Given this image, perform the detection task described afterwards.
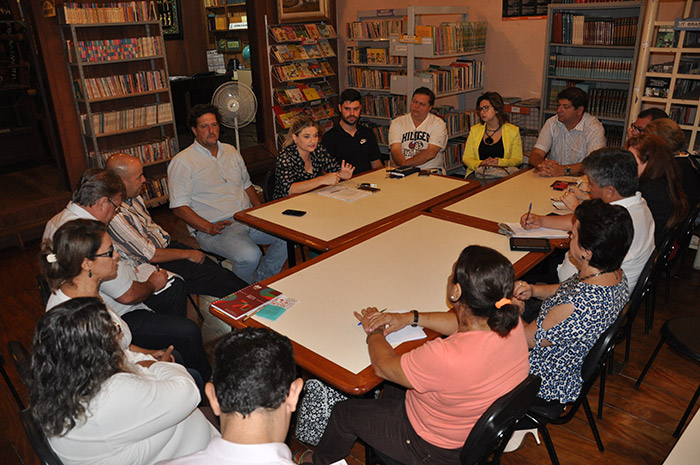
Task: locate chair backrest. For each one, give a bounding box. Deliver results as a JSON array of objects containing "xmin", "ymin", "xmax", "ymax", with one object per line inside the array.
[
  {"xmin": 460, "ymin": 374, "xmax": 542, "ymax": 465},
  {"xmin": 36, "ymin": 274, "xmax": 51, "ymax": 306},
  {"xmin": 8, "ymin": 340, "xmax": 32, "ymax": 390},
  {"xmin": 667, "ymin": 200, "xmax": 700, "ymax": 266},
  {"xmin": 263, "ymin": 169, "xmax": 276, "ymax": 203},
  {"xmin": 0, "ymin": 354, "xmax": 25, "ymax": 409},
  {"xmin": 581, "ymin": 314, "xmax": 625, "ymax": 385},
  {"xmin": 19, "ymin": 408, "xmax": 64, "ymax": 465}
]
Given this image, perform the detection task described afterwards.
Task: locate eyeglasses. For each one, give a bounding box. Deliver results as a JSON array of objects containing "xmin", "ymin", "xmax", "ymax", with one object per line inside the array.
[
  {"xmin": 92, "ymin": 245, "xmax": 115, "ymax": 259},
  {"xmin": 479, "ymin": 105, "xmax": 492, "ymax": 112},
  {"xmin": 630, "ymin": 123, "xmax": 644, "ymax": 133},
  {"xmin": 107, "ymin": 198, "xmax": 121, "ymax": 213}
]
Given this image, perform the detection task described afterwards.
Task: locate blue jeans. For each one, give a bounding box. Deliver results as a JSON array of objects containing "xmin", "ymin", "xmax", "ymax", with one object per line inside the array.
[{"xmin": 195, "ymin": 219, "xmax": 287, "ymax": 283}]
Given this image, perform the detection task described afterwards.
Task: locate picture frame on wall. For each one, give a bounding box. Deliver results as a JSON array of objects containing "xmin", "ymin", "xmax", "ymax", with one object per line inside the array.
[
  {"xmin": 278, "ymin": 0, "xmax": 330, "ymax": 23},
  {"xmin": 157, "ymin": 0, "xmax": 183, "ymax": 40}
]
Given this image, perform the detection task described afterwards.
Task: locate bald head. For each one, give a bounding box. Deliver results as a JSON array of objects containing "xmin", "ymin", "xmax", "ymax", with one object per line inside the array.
[{"xmin": 106, "ymin": 154, "xmax": 145, "ymax": 200}]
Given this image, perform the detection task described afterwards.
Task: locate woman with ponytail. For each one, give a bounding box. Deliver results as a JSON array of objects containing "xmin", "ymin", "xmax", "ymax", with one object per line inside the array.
[{"xmin": 307, "ymin": 246, "xmax": 529, "ymax": 465}]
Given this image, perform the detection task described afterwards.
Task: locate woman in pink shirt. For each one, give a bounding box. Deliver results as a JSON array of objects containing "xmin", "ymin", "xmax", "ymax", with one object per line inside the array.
[{"xmin": 308, "ymin": 246, "xmax": 530, "ymax": 465}]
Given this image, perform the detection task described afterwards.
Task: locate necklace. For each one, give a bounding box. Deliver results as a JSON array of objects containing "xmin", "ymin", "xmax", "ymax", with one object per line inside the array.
[
  {"xmin": 578, "ymin": 270, "xmax": 611, "ymax": 281},
  {"xmin": 484, "ymin": 125, "xmax": 501, "ymax": 145}
]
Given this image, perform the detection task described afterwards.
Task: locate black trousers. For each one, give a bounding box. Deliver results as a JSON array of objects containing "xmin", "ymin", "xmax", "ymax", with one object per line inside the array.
[
  {"xmin": 159, "ymin": 241, "xmax": 248, "ymax": 297},
  {"xmin": 143, "ymin": 274, "xmax": 188, "ymax": 317},
  {"xmin": 313, "ymin": 396, "xmax": 460, "ymax": 465},
  {"xmin": 122, "ymin": 309, "xmax": 212, "ymax": 381}
]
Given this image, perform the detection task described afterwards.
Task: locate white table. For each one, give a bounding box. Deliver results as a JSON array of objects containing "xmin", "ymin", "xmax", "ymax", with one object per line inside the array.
[{"xmin": 664, "ymin": 410, "xmax": 700, "ymax": 464}]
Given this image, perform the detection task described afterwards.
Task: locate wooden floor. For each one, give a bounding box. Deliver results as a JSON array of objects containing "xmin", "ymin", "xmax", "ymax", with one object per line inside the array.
[{"xmin": 1, "ymin": 223, "xmax": 699, "ymax": 465}]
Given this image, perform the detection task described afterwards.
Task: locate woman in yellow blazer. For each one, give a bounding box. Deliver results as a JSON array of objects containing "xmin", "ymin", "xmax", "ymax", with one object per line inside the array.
[{"xmin": 462, "ymin": 92, "xmax": 523, "ymax": 177}]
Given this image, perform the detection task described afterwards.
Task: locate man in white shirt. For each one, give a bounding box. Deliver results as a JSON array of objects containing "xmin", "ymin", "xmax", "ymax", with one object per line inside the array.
[
  {"xmin": 168, "ymin": 104, "xmax": 287, "ymax": 284},
  {"xmin": 162, "ymin": 328, "xmax": 302, "ymax": 465},
  {"xmin": 389, "ymin": 87, "xmax": 448, "ymax": 172},
  {"xmin": 521, "ymin": 147, "xmax": 654, "ymax": 292},
  {"xmin": 530, "ymin": 87, "xmax": 606, "ymax": 177}
]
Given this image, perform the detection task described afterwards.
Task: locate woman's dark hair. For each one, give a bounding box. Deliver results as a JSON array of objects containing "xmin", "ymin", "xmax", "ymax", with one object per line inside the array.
[
  {"xmin": 452, "ymin": 245, "xmax": 519, "ymax": 337},
  {"xmin": 574, "ymin": 199, "xmax": 633, "ymax": 273},
  {"xmin": 644, "ymin": 118, "xmax": 686, "ymax": 153},
  {"xmin": 626, "ymin": 133, "xmax": 688, "ymax": 231},
  {"xmin": 477, "ymin": 92, "xmax": 508, "ymax": 125},
  {"xmin": 29, "ymin": 297, "xmax": 124, "ymax": 437},
  {"xmin": 40, "ymin": 219, "xmax": 107, "ymax": 291}
]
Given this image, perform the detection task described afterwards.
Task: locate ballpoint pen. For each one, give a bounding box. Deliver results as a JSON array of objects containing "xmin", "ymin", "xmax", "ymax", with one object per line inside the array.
[
  {"xmin": 525, "ymin": 202, "xmax": 532, "ymax": 225},
  {"xmin": 357, "ymin": 308, "xmax": 387, "ymax": 325}
]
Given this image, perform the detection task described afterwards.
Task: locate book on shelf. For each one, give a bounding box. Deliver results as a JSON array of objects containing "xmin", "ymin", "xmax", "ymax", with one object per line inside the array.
[
  {"xmin": 655, "ymin": 26, "xmax": 678, "ymax": 48},
  {"xmin": 91, "ymin": 137, "xmax": 177, "ymax": 167},
  {"xmin": 347, "ymin": 67, "xmax": 405, "ymax": 89},
  {"xmin": 548, "ymin": 55, "xmax": 633, "ymax": 80},
  {"xmin": 62, "ymin": 1, "xmax": 157, "ymax": 24},
  {"xmin": 273, "ymin": 103, "xmax": 336, "ymax": 129},
  {"xmin": 346, "ymin": 18, "xmax": 406, "ymax": 40},
  {"xmin": 272, "ymin": 60, "xmax": 334, "ymax": 81},
  {"xmin": 426, "ymin": 21, "xmax": 487, "ymax": 55},
  {"xmin": 142, "ymin": 177, "xmax": 170, "ymax": 202},
  {"xmin": 270, "ymin": 23, "xmax": 336, "ymax": 42},
  {"xmin": 361, "ymin": 94, "xmax": 407, "ymax": 119},
  {"xmin": 644, "ymin": 77, "xmax": 670, "ymax": 98},
  {"xmin": 65, "ymin": 36, "xmax": 163, "ymax": 63},
  {"xmin": 552, "ymin": 13, "xmax": 637, "ymax": 46}
]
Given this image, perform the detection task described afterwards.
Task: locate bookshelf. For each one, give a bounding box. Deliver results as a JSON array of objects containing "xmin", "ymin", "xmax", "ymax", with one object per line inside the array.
[
  {"xmin": 204, "ymin": 0, "xmax": 248, "ymax": 66},
  {"xmin": 540, "ymin": 1, "xmax": 645, "ymax": 148},
  {"xmin": 267, "ymin": 17, "xmax": 339, "ymax": 150},
  {"xmin": 631, "ymin": 0, "xmax": 700, "ymax": 152},
  {"xmin": 346, "ymin": 7, "xmax": 486, "ymax": 173},
  {"xmin": 59, "ymin": 2, "xmax": 178, "ymax": 207}
]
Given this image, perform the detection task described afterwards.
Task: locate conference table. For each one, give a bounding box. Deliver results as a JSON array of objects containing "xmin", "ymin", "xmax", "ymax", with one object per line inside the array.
[
  {"xmin": 211, "ymin": 211, "xmax": 548, "ymax": 395},
  {"xmin": 234, "ymin": 169, "xmax": 477, "ymax": 258}
]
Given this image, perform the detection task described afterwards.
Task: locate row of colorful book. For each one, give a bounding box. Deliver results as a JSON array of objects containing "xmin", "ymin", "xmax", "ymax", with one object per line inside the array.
[
  {"xmin": 273, "ymin": 103, "xmax": 336, "ymax": 129},
  {"xmin": 82, "ymin": 103, "xmax": 172, "ymax": 135},
  {"xmin": 423, "ymin": 21, "xmax": 487, "ymax": 55},
  {"xmin": 669, "ymin": 105, "xmax": 698, "ymax": 126},
  {"xmin": 432, "ymin": 106, "xmax": 479, "ymax": 137},
  {"xmin": 444, "ymin": 137, "xmax": 467, "ymax": 172},
  {"xmin": 361, "ymin": 94, "xmax": 407, "ymax": 119},
  {"xmin": 346, "ymin": 18, "xmax": 406, "ymax": 41},
  {"xmin": 419, "ymin": 60, "xmax": 483, "ymax": 94},
  {"xmin": 271, "ymin": 40, "xmax": 335, "ymax": 62},
  {"xmin": 548, "ymin": 55, "xmax": 633, "ymax": 80},
  {"xmin": 551, "ymin": 13, "xmax": 637, "ymax": 46},
  {"xmin": 272, "ymin": 61, "xmax": 335, "ymax": 82},
  {"xmin": 92, "ymin": 137, "xmax": 177, "ymax": 167},
  {"xmin": 77, "ymin": 69, "xmax": 167, "ymax": 100},
  {"xmin": 347, "ymin": 67, "xmax": 404, "ymax": 90},
  {"xmin": 674, "ymin": 78, "xmax": 700, "ymax": 100},
  {"xmin": 273, "ymin": 81, "xmax": 336, "ymax": 107},
  {"xmin": 602, "ymin": 123, "xmax": 624, "ymax": 147},
  {"xmin": 269, "ymin": 23, "xmax": 336, "ymax": 42},
  {"xmin": 142, "ymin": 177, "xmax": 169, "ymax": 202},
  {"xmin": 204, "ymin": 0, "xmax": 244, "ymax": 6},
  {"xmin": 587, "ymin": 87, "xmax": 629, "ymax": 119},
  {"xmin": 66, "ymin": 36, "xmax": 162, "ymax": 63},
  {"xmin": 347, "ymin": 46, "xmax": 404, "ymax": 66},
  {"xmin": 62, "ymin": 1, "xmax": 156, "ymax": 24}
]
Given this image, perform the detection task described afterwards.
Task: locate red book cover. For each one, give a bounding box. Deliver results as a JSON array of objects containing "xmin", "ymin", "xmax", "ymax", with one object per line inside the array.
[{"xmin": 211, "ymin": 283, "xmax": 282, "ymax": 320}]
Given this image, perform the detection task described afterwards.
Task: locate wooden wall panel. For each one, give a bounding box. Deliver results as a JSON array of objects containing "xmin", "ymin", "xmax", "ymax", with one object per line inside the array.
[{"xmin": 163, "ymin": 1, "xmax": 209, "ymax": 76}]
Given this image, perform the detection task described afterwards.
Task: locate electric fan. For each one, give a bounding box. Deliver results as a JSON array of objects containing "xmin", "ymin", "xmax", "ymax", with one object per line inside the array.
[{"xmin": 211, "ymin": 80, "xmax": 258, "ymax": 151}]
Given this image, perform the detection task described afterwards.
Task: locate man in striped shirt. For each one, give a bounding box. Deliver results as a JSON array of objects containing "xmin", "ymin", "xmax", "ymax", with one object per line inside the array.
[{"xmin": 107, "ymin": 154, "xmax": 247, "ymax": 298}]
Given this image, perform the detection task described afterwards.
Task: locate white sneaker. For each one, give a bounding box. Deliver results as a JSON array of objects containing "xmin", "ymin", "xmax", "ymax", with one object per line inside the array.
[{"xmin": 503, "ymin": 428, "xmax": 540, "ymax": 453}]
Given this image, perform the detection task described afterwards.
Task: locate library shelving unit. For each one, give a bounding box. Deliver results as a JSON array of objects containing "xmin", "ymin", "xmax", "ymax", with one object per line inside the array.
[
  {"xmin": 59, "ymin": 2, "xmax": 178, "ymax": 207},
  {"xmin": 346, "ymin": 6, "xmax": 486, "ymax": 173},
  {"xmin": 204, "ymin": 0, "xmax": 248, "ymax": 65},
  {"xmin": 631, "ymin": 0, "xmax": 700, "ymax": 152},
  {"xmin": 266, "ymin": 17, "xmax": 339, "ymax": 150},
  {"xmin": 540, "ymin": 1, "xmax": 645, "ymax": 148}
]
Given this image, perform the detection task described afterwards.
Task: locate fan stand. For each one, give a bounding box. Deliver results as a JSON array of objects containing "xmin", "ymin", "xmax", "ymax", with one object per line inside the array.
[
  {"xmin": 233, "ymin": 115, "xmax": 240, "ymax": 152},
  {"xmin": 227, "ymin": 98, "xmax": 241, "ymax": 151}
]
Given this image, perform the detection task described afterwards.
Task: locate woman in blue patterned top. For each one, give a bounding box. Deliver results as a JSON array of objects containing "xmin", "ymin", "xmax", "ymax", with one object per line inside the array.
[{"xmin": 506, "ymin": 199, "xmax": 634, "ymax": 451}]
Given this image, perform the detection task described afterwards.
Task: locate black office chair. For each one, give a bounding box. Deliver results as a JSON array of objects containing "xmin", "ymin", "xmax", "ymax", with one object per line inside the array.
[
  {"xmin": 366, "ymin": 374, "xmax": 542, "ymax": 465},
  {"xmin": 525, "ymin": 314, "xmax": 624, "ymax": 465},
  {"xmin": 0, "ymin": 354, "xmax": 24, "ymax": 409},
  {"xmin": 659, "ymin": 200, "xmax": 700, "ymax": 305},
  {"xmin": 263, "ymin": 169, "xmax": 276, "ymax": 203},
  {"xmin": 635, "ymin": 315, "xmax": 700, "ymax": 438},
  {"xmin": 19, "ymin": 408, "xmax": 64, "ymax": 465}
]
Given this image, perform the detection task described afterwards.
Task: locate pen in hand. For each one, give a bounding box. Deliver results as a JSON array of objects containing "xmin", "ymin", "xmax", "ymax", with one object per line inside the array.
[
  {"xmin": 524, "ymin": 202, "xmax": 532, "ymax": 225},
  {"xmin": 357, "ymin": 308, "xmax": 387, "ymax": 326}
]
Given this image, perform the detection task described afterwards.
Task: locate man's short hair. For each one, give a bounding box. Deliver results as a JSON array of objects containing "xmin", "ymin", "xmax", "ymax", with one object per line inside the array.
[
  {"xmin": 558, "ymin": 87, "xmax": 588, "ymax": 113},
  {"xmin": 212, "ymin": 328, "xmax": 296, "ymax": 417},
  {"xmin": 339, "ymin": 88, "xmax": 362, "ymax": 105},
  {"xmin": 582, "ymin": 147, "xmax": 638, "ymax": 198},
  {"xmin": 413, "ymin": 87, "xmax": 435, "ymax": 106},
  {"xmin": 637, "ymin": 108, "xmax": 668, "ymax": 120},
  {"xmin": 188, "ymin": 103, "xmax": 221, "ymax": 129},
  {"xmin": 72, "ymin": 169, "xmax": 125, "ymax": 207}
]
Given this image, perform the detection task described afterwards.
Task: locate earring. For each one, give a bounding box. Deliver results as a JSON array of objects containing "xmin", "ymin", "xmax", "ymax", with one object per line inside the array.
[
  {"xmin": 88, "ymin": 270, "xmax": 92, "ymax": 278},
  {"xmin": 449, "ymin": 295, "xmax": 457, "ymax": 302}
]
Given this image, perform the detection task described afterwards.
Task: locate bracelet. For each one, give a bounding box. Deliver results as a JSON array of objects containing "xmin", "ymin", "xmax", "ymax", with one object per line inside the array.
[
  {"xmin": 366, "ymin": 328, "xmax": 384, "ymax": 343},
  {"xmin": 411, "ymin": 309, "xmax": 419, "ymax": 327}
]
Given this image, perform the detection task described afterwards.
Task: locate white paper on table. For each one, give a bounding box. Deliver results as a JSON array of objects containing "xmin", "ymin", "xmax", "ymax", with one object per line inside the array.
[
  {"xmin": 501, "ymin": 222, "xmax": 570, "ymax": 239},
  {"xmin": 385, "ymin": 325, "xmax": 427, "ymax": 347},
  {"xmin": 135, "ymin": 263, "xmax": 180, "ymax": 295},
  {"xmin": 317, "ymin": 185, "xmax": 372, "ymax": 202}
]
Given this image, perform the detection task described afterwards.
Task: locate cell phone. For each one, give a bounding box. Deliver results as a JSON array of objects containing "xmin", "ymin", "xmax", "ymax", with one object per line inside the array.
[
  {"xmin": 509, "ymin": 237, "xmax": 551, "ymax": 252},
  {"xmin": 550, "ymin": 181, "xmax": 569, "ymax": 191},
  {"xmin": 418, "ymin": 170, "xmax": 430, "ymax": 176},
  {"xmin": 282, "ymin": 209, "xmax": 306, "ymax": 217},
  {"xmin": 357, "ymin": 185, "xmax": 380, "ymax": 192}
]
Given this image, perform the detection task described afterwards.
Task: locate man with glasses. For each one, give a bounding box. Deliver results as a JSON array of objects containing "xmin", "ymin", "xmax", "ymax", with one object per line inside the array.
[
  {"xmin": 529, "ymin": 87, "xmax": 605, "ymax": 177},
  {"xmin": 627, "ymin": 108, "xmax": 668, "ymax": 139},
  {"xmin": 389, "ymin": 87, "xmax": 448, "ymax": 172},
  {"xmin": 43, "ymin": 168, "xmax": 189, "ymax": 317}
]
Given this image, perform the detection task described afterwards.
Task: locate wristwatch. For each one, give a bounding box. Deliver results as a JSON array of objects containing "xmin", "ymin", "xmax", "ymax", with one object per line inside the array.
[
  {"xmin": 564, "ymin": 166, "xmax": 572, "ymax": 176},
  {"xmin": 411, "ymin": 310, "xmax": 419, "ymax": 327}
]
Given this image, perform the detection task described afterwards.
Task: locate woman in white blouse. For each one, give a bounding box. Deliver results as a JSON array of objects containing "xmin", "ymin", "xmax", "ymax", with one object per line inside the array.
[{"xmin": 29, "ymin": 297, "xmax": 217, "ymax": 465}]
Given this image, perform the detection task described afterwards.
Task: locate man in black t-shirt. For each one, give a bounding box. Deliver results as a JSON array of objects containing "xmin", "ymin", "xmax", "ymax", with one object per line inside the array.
[{"xmin": 322, "ymin": 89, "xmax": 382, "ymax": 174}]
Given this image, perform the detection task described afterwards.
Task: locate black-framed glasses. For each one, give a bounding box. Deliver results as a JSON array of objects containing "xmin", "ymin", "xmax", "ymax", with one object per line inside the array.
[
  {"xmin": 630, "ymin": 123, "xmax": 644, "ymax": 133},
  {"xmin": 92, "ymin": 245, "xmax": 115, "ymax": 259},
  {"xmin": 107, "ymin": 198, "xmax": 121, "ymax": 213},
  {"xmin": 479, "ymin": 105, "xmax": 492, "ymax": 112}
]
